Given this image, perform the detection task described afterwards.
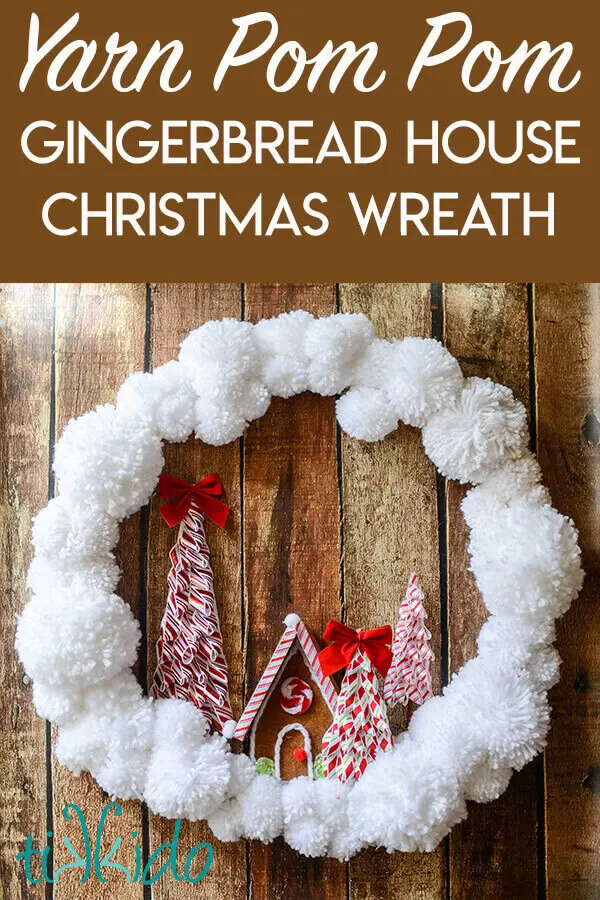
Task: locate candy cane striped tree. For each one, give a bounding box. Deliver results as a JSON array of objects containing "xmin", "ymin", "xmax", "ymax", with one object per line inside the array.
[
  {"xmin": 319, "ymin": 626, "xmax": 394, "ymax": 782},
  {"xmin": 151, "ymin": 474, "xmax": 235, "ymax": 735},
  {"xmin": 383, "ymin": 573, "xmax": 433, "ymax": 708}
]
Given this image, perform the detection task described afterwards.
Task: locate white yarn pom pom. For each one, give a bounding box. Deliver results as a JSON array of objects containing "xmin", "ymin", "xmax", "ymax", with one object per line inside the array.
[
  {"xmin": 27, "ymin": 549, "xmax": 120, "ymax": 595},
  {"xmin": 30, "ymin": 496, "xmax": 120, "ymax": 595},
  {"xmin": 91, "ymin": 702, "xmax": 155, "ymax": 799},
  {"xmin": 422, "ymin": 377, "xmax": 528, "ymax": 484},
  {"xmin": 117, "ymin": 361, "xmax": 196, "ymax": 443},
  {"xmin": 350, "ymin": 739, "xmax": 466, "ymax": 852},
  {"xmin": 408, "ymin": 694, "xmax": 481, "ymax": 774},
  {"xmin": 179, "ymin": 319, "xmax": 258, "ymax": 388},
  {"xmin": 193, "ymin": 382, "xmax": 270, "ymax": 445},
  {"xmin": 32, "ymin": 669, "xmax": 144, "ymax": 726},
  {"xmin": 16, "ymin": 582, "xmax": 140, "ymax": 689},
  {"xmin": 32, "ymin": 681, "xmax": 82, "ymax": 726},
  {"xmin": 239, "ymin": 775, "xmax": 283, "ymax": 842},
  {"xmin": 469, "ymin": 500, "xmax": 583, "ymax": 617},
  {"xmin": 527, "ymin": 646, "xmax": 561, "ymax": 692},
  {"xmin": 477, "ymin": 614, "xmax": 556, "ymax": 662},
  {"xmin": 282, "ymin": 778, "xmax": 355, "ymax": 859},
  {"xmin": 32, "ymin": 495, "xmax": 119, "ymax": 559},
  {"xmin": 381, "ymin": 337, "xmax": 464, "ymax": 427},
  {"xmin": 192, "ymin": 401, "xmax": 248, "ymax": 446},
  {"xmin": 207, "ymin": 755, "xmax": 256, "ymax": 842},
  {"xmin": 336, "ymin": 388, "xmax": 398, "ymax": 441},
  {"xmin": 465, "ymin": 763, "xmax": 512, "ymax": 803},
  {"xmin": 144, "ymin": 700, "xmax": 231, "ymax": 820},
  {"xmin": 449, "ymin": 659, "xmax": 550, "ymax": 770},
  {"xmin": 55, "ymin": 712, "xmax": 106, "ymax": 775},
  {"xmin": 56, "ymin": 695, "xmax": 154, "ymax": 800},
  {"xmin": 180, "ymin": 320, "xmax": 270, "ymax": 442},
  {"xmin": 253, "ymin": 311, "xmax": 313, "ymax": 397},
  {"xmin": 462, "ymin": 454, "xmax": 549, "ymax": 530},
  {"xmin": 305, "ymin": 313, "xmax": 375, "ymax": 395},
  {"xmin": 349, "ymin": 338, "xmax": 395, "ymax": 390},
  {"xmin": 53, "ymin": 404, "xmax": 163, "ymax": 519}
]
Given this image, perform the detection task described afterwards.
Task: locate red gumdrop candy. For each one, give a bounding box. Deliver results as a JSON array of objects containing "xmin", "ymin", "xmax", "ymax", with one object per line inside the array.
[{"xmin": 293, "ymin": 747, "xmax": 307, "ymax": 762}]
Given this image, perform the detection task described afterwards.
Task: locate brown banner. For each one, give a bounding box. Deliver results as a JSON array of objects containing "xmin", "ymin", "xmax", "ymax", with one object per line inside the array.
[{"xmin": 1, "ymin": 1, "xmax": 598, "ymax": 280}]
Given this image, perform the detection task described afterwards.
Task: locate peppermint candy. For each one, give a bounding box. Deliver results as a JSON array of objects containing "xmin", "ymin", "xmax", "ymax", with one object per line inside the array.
[{"xmin": 280, "ymin": 676, "xmax": 313, "ymax": 715}]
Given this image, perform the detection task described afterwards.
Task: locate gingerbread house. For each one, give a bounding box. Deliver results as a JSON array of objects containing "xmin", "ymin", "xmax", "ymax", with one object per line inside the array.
[{"xmin": 232, "ymin": 614, "xmax": 338, "ymax": 779}]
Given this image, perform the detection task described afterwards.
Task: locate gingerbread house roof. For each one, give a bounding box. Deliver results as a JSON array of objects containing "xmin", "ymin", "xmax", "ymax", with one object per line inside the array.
[{"xmin": 231, "ymin": 614, "xmax": 338, "ymax": 742}]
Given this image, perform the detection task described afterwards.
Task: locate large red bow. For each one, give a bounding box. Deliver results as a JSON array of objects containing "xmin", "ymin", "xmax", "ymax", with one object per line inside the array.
[
  {"xmin": 317, "ymin": 620, "xmax": 393, "ymax": 678},
  {"xmin": 158, "ymin": 473, "xmax": 230, "ymax": 528}
]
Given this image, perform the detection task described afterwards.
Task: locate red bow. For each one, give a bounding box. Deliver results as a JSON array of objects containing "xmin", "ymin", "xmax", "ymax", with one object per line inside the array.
[
  {"xmin": 317, "ymin": 620, "xmax": 393, "ymax": 678},
  {"xmin": 158, "ymin": 473, "xmax": 230, "ymax": 528}
]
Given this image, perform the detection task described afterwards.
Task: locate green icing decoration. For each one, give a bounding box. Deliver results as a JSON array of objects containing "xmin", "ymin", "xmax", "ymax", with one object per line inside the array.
[
  {"xmin": 255, "ymin": 757, "xmax": 275, "ymax": 776},
  {"xmin": 313, "ymin": 753, "xmax": 325, "ymax": 778}
]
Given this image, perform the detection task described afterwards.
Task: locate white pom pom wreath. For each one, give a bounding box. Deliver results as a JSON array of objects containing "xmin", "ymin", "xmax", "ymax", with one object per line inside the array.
[
  {"xmin": 422, "ymin": 377, "xmax": 528, "ymax": 484},
  {"xmin": 16, "ymin": 313, "xmax": 583, "ymax": 858}
]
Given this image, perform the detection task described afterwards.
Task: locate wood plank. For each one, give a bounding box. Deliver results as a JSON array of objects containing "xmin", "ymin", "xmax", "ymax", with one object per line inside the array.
[
  {"xmin": 243, "ymin": 284, "xmax": 347, "ymax": 900},
  {"xmin": 340, "ymin": 283, "xmax": 446, "ymax": 900},
  {"xmin": 443, "ymin": 283, "xmax": 539, "ymax": 899},
  {"xmin": 535, "ymin": 284, "xmax": 600, "ymax": 899},
  {"xmin": 0, "ymin": 284, "xmax": 53, "ymax": 899},
  {"xmin": 146, "ymin": 283, "xmax": 247, "ymax": 899},
  {"xmin": 52, "ymin": 283, "xmax": 147, "ymax": 899}
]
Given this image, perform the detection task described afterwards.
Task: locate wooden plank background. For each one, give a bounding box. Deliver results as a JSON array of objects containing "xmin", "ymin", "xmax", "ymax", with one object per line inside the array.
[{"xmin": 0, "ymin": 283, "xmax": 598, "ymax": 900}]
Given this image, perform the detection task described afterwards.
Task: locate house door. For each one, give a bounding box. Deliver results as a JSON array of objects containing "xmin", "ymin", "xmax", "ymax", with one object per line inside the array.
[{"xmin": 274, "ymin": 723, "xmax": 313, "ymax": 779}]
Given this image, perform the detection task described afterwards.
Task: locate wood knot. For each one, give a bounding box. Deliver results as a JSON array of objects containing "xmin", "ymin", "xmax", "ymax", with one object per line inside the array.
[
  {"xmin": 582, "ymin": 410, "xmax": 600, "ymax": 448},
  {"xmin": 582, "ymin": 766, "xmax": 600, "ymax": 794},
  {"xmin": 574, "ymin": 670, "xmax": 589, "ymax": 693}
]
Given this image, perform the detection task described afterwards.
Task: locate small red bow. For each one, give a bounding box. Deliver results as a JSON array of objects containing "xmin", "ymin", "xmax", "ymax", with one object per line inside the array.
[
  {"xmin": 158, "ymin": 473, "xmax": 229, "ymax": 528},
  {"xmin": 317, "ymin": 620, "xmax": 393, "ymax": 678}
]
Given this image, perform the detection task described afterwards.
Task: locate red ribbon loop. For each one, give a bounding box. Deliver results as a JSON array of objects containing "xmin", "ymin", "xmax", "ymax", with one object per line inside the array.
[
  {"xmin": 317, "ymin": 620, "xmax": 393, "ymax": 678},
  {"xmin": 158, "ymin": 473, "xmax": 230, "ymax": 528}
]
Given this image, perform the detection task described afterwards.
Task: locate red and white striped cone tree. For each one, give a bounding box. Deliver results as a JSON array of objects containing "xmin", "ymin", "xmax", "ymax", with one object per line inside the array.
[
  {"xmin": 318, "ymin": 621, "xmax": 394, "ymax": 782},
  {"xmin": 383, "ymin": 573, "xmax": 434, "ymax": 708},
  {"xmin": 151, "ymin": 474, "xmax": 234, "ymax": 735}
]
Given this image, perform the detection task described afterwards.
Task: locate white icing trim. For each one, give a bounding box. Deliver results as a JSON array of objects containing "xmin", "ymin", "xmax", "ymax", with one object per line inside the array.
[
  {"xmin": 249, "ymin": 644, "xmax": 297, "ymax": 762},
  {"xmin": 274, "ymin": 723, "xmax": 313, "ymax": 780}
]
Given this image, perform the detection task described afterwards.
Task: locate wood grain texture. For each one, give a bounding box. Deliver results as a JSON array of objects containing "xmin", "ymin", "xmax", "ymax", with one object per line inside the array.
[
  {"xmin": 535, "ymin": 284, "xmax": 600, "ymax": 899},
  {"xmin": 146, "ymin": 283, "xmax": 247, "ymax": 900},
  {"xmin": 443, "ymin": 283, "xmax": 540, "ymax": 899},
  {"xmin": 0, "ymin": 285, "xmax": 53, "ymax": 899},
  {"xmin": 52, "ymin": 284, "xmax": 147, "ymax": 898},
  {"xmin": 243, "ymin": 283, "xmax": 347, "ymax": 900},
  {"xmin": 340, "ymin": 283, "xmax": 446, "ymax": 900}
]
